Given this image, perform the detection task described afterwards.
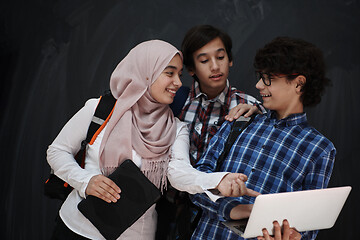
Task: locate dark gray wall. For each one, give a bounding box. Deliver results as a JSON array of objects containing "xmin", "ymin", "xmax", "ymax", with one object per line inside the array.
[{"xmin": 1, "ymin": 0, "xmax": 359, "ymax": 239}]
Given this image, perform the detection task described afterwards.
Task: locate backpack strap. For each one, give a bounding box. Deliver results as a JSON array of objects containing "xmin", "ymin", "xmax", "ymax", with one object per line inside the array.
[
  {"xmin": 75, "ymin": 90, "xmax": 117, "ymax": 167},
  {"xmin": 215, "ymin": 115, "xmax": 256, "ymax": 172},
  {"xmin": 86, "ymin": 91, "xmax": 117, "ymax": 145},
  {"xmin": 170, "ymin": 86, "xmax": 190, "ymax": 117}
]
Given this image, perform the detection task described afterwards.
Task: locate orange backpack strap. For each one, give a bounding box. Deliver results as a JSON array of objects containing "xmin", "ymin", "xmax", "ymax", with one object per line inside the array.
[
  {"xmin": 86, "ymin": 91, "xmax": 117, "ymax": 145},
  {"xmin": 74, "ymin": 90, "xmax": 117, "ymax": 167}
]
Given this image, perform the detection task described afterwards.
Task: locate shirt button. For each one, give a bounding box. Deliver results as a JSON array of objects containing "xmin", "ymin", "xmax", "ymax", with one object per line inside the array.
[
  {"xmin": 262, "ymin": 145, "xmax": 266, "ymax": 149},
  {"xmin": 251, "ymin": 168, "xmax": 255, "ymax": 172}
]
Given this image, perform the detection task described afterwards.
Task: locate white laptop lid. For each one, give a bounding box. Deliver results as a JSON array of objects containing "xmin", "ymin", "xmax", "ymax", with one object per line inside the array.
[{"xmin": 223, "ymin": 186, "xmax": 351, "ymax": 238}]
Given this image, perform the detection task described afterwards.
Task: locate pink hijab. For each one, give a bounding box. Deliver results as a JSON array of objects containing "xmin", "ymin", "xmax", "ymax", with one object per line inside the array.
[{"xmin": 99, "ymin": 40, "xmax": 182, "ymax": 189}]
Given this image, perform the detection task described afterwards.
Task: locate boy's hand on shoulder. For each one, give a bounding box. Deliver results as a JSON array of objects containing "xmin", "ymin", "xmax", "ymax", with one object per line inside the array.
[{"xmin": 225, "ymin": 103, "xmax": 260, "ymax": 121}]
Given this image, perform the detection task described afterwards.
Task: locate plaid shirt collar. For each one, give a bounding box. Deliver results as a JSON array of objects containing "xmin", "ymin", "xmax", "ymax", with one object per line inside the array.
[
  {"xmin": 266, "ymin": 110, "xmax": 308, "ymax": 127},
  {"xmin": 190, "ymin": 79, "xmax": 230, "ymax": 104}
]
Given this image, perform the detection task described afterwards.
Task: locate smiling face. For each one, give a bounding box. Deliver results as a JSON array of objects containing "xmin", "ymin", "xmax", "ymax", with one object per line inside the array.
[
  {"xmin": 256, "ymin": 73, "xmax": 305, "ymax": 119},
  {"xmin": 150, "ymin": 54, "xmax": 183, "ymax": 104},
  {"xmin": 189, "ymin": 37, "xmax": 233, "ymax": 99}
]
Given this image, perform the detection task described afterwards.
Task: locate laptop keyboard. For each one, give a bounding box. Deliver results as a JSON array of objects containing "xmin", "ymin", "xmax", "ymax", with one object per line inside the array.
[
  {"xmin": 234, "ymin": 224, "xmax": 246, "ymax": 232},
  {"xmin": 233, "ymin": 218, "xmax": 249, "ymax": 232}
]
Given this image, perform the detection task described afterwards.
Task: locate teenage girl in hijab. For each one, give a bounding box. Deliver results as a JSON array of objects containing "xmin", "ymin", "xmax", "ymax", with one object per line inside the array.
[{"xmin": 47, "ymin": 40, "xmax": 252, "ymax": 239}]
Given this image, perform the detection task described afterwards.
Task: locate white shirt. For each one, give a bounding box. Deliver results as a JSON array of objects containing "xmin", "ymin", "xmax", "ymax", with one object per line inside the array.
[{"xmin": 47, "ymin": 98, "xmax": 227, "ymax": 239}]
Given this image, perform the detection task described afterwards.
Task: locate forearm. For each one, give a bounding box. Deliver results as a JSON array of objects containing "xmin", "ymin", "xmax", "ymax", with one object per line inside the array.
[
  {"xmin": 168, "ymin": 156, "xmax": 228, "ymax": 194},
  {"xmin": 190, "ymin": 193, "xmax": 224, "ymax": 220},
  {"xmin": 46, "ymin": 98, "xmax": 99, "ymax": 197},
  {"xmin": 169, "ymin": 119, "xmax": 229, "ymax": 195},
  {"xmin": 191, "ymin": 193, "xmax": 245, "ymax": 221},
  {"xmin": 300, "ymin": 152, "xmax": 335, "ymax": 239},
  {"xmin": 47, "ymin": 144, "xmax": 96, "ymax": 197}
]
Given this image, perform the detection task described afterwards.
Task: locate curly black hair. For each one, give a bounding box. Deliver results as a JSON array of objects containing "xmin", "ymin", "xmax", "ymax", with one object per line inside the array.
[
  {"xmin": 181, "ymin": 25, "xmax": 232, "ymax": 71},
  {"xmin": 254, "ymin": 37, "xmax": 331, "ymax": 107}
]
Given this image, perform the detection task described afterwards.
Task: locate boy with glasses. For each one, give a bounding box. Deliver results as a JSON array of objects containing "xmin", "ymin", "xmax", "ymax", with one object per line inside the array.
[{"xmin": 190, "ymin": 36, "xmax": 335, "ymax": 240}]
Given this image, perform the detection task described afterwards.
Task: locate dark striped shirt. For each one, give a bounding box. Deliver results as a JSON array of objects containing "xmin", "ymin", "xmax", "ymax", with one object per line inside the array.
[{"xmin": 178, "ymin": 80, "xmax": 262, "ymax": 165}]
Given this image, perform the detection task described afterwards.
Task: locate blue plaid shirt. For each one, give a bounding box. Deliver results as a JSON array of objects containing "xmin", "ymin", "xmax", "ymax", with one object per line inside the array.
[
  {"xmin": 191, "ymin": 111, "xmax": 336, "ymax": 240},
  {"xmin": 178, "ymin": 80, "xmax": 263, "ymax": 165}
]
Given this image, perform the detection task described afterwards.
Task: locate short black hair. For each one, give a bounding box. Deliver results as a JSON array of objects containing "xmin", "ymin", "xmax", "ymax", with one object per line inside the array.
[
  {"xmin": 254, "ymin": 37, "xmax": 330, "ymax": 107},
  {"xmin": 181, "ymin": 25, "xmax": 232, "ymax": 71}
]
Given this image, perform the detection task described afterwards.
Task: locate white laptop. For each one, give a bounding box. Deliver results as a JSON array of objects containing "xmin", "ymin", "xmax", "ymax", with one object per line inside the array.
[{"xmin": 222, "ymin": 186, "xmax": 351, "ymax": 239}]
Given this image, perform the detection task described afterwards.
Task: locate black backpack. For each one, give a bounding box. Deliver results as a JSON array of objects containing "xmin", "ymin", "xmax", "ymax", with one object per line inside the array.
[
  {"xmin": 44, "ymin": 91, "xmax": 117, "ymax": 201},
  {"xmin": 44, "ymin": 87, "xmax": 190, "ymax": 201}
]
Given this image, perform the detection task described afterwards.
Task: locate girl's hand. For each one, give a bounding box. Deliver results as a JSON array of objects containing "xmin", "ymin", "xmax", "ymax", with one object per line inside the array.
[
  {"xmin": 85, "ymin": 174, "xmax": 121, "ymax": 203},
  {"xmin": 217, "ymin": 173, "xmax": 260, "ymax": 197}
]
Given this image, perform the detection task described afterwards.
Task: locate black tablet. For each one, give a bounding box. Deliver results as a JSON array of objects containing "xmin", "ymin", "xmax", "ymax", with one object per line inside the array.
[{"xmin": 78, "ymin": 159, "xmax": 161, "ymax": 240}]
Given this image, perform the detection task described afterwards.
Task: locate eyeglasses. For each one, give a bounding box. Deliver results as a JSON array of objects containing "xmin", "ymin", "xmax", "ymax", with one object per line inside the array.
[
  {"xmin": 255, "ymin": 72, "xmax": 272, "ymax": 86},
  {"xmin": 255, "ymin": 71, "xmax": 300, "ymax": 86}
]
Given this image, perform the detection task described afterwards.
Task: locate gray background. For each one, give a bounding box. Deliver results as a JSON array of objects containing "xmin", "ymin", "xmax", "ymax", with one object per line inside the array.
[{"xmin": 1, "ymin": 0, "xmax": 359, "ymax": 239}]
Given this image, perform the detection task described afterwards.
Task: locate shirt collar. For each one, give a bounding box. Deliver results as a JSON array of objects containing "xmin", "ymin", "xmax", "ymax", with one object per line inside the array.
[
  {"xmin": 266, "ymin": 110, "xmax": 308, "ymax": 127},
  {"xmin": 191, "ymin": 79, "xmax": 230, "ymax": 104}
]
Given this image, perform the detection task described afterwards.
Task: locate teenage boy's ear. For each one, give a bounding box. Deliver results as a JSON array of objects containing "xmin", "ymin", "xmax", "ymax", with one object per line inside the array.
[
  {"xmin": 229, "ymin": 60, "xmax": 233, "ymax": 67},
  {"xmin": 188, "ymin": 67, "xmax": 195, "ymax": 76},
  {"xmin": 295, "ymin": 75, "xmax": 306, "ymax": 94}
]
